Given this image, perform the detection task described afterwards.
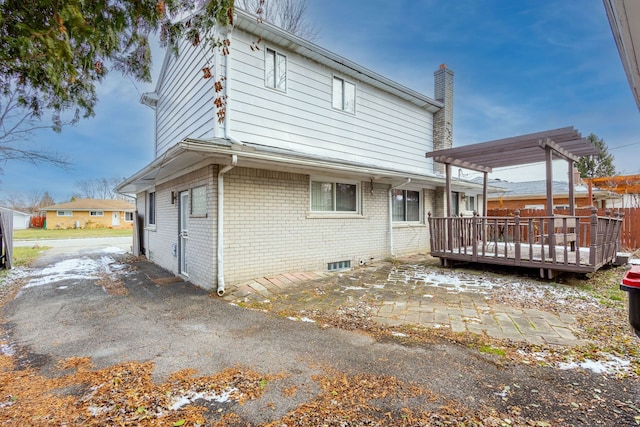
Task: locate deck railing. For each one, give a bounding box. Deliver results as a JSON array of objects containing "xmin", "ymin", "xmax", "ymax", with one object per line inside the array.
[{"xmin": 428, "ymin": 208, "xmax": 623, "ymax": 274}]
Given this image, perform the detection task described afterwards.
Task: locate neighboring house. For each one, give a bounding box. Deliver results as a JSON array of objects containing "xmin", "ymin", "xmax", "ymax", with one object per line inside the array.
[
  {"xmin": 585, "ymin": 174, "xmax": 640, "ymax": 208},
  {"xmin": 116, "ymin": 9, "xmax": 482, "ymax": 295},
  {"xmin": 486, "ymin": 179, "xmax": 619, "ymax": 210},
  {"xmin": 604, "ymin": 0, "xmax": 640, "ymax": 112},
  {"xmin": 0, "ymin": 207, "xmax": 31, "ymax": 230},
  {"xmin": 40, "ymin": 199, "xmax": 135, "ymax": 229}
]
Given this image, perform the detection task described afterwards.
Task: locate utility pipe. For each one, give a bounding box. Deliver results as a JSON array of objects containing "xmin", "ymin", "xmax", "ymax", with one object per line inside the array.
[
  {"xmin": 217, "ymin": 154, "xmax": 237, "ymax": 296},
  {"xmin": 389, "ymin": 178, "xmax": 412, "ymax": 257}
]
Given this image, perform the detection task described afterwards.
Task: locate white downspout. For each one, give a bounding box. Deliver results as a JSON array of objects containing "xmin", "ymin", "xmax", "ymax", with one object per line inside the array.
[
  {"xmin": 217, "ymin": 154, "xmax": 237, "ymax": 296},
  {"xmin": 389, "ymin": 178, "xmax": 411, "ymax": 257}
]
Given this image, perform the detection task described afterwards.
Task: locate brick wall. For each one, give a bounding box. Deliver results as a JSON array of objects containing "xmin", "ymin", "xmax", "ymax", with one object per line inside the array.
[
  {"xmin": 140, "ymin": 165, "xmax": 435, "ymax": 288},
  {"xmin": 45, "ymin": 210, "xmax": 133, "ymax": 229},
  {"xmin": 144, "ymin": 165, "xmax": 217, "ymax": 290},
  {"xmin": 432, "ymin": 65, "xmax": 454, "ymax": 175}
]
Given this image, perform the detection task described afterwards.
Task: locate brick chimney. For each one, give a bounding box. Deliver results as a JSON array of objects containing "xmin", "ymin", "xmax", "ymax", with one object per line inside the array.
[{"xmin": 432, "ymin": 64, "xmax": 454, "ymax": 175}]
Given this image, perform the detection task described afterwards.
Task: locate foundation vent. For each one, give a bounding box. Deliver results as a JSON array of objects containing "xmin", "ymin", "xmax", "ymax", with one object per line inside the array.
[{"xmin": 327, "ymin": 260, "xmax": 351, "ymax": 271}]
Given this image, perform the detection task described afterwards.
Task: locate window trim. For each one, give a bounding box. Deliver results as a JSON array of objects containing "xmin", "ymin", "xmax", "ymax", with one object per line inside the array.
[
  {"xmin": 265, "ymin": 47, "xmax": 287, "ymax": 91},
  {"xmin": 147, "ymin": 191, "xmax": 156, "ymax": 227},
  {"xmin": 392, "ymin": 189, "xmax": 422, "ymax": 223},
  {"xmin": 309, "ymin": 177, "xmax": 361, "ymax": 215},
  {"xmin": 332, "ymin": 75, "xmax": 356, "ymax": 114},
  {"xmin": 190, "ymin": 185, "xmax": 207, "ymax": 217}
]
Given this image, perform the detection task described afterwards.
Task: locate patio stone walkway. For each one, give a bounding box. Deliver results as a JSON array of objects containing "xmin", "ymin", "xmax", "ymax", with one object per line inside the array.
[{"xmin": 222, "ymin": 257, "xmax": 585, "ymax": 346}]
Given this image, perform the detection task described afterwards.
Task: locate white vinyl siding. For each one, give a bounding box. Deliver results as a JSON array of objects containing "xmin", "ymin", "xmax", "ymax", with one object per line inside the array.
[
  {"xmin": 154, "ymin": 38, "xmax": 216, "ymax": 156},
  {"xmin": 228, "ymin": 30, "xmax": 435, "ymax": 175}
]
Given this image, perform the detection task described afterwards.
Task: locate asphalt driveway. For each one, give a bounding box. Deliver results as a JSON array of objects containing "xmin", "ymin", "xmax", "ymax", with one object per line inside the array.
[{"xmin": 1, "ymin": 245, "xmax": 639, "ymax": 425}]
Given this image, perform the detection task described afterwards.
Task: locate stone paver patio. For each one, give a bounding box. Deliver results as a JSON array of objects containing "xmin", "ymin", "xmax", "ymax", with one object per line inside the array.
[{"xmin": 222, "ymin": 257, "xmax": 584, "ymax": 346}]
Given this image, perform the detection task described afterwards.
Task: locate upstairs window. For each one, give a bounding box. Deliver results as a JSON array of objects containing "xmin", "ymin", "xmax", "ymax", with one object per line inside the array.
[
  {"xmin": 332, "ymin": 76, "xmax": 355, "ymax": 113},
  {"xmin": 266, "ymin": 48, "xmax": 287, "ymax": 91},
  {"xmin": 392, "ymin": 190, "xmax": 421, "ymax": 222},
  {"xmin": 311, "ymin": 180, "xmax": 358, "ymax": 213}
]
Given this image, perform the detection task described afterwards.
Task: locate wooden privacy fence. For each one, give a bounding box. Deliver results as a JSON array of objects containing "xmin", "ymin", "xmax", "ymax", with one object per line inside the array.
[{"xmin": 488, "ymin": 207, "xmax": 640, "ymax": 251}]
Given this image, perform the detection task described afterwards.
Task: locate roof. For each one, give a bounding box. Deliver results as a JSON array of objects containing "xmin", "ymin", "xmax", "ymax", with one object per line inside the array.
[
  {"xmin": 115, "ymin": 138, "xmax": 487, "ymax": 194},
  {"xmin": 41, "ymin": 199, "xmax": 135, "ymax": 212},
  {"xmin": 152, "ymin": 9, "xmax": 443, "ymax": 113},
  {"xmin": 604, "ymin": 0, "xmax": 640, "ymax": 112},
  {"xmin": 0, "ymin": 207, "xmax": 30, "ymax": 216},
  {"xmin": 486, "ymin": 179, "xmax": 599, "ymax": 198},
  {"xmin": 425, "ymin": 127, "xmax": 599, "ymax": 173}
]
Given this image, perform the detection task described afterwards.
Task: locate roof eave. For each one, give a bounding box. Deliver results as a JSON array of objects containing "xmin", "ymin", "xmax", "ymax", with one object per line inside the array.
[
  {"xmin": 604, "ymin": 0, "xmax": 640, "ymax": 112},
  {"xmin": 233, "ymin": 9, "xmax": 443, "ymax": 112}
]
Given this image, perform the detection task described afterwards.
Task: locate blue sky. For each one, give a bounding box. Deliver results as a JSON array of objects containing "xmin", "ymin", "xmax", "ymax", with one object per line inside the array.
[{"xmin": 1, "ymin": 0, "xmax": 639, "ymax": 203}]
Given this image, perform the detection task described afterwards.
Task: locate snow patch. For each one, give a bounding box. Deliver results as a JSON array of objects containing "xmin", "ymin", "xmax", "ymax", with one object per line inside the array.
[
  {"xmin": 169, "ymin": 388, "xmax": 237, "ymax": 410},
  {"xmin": 19, "ymin": 249, "xmax": 127, "ymax": 289},
  {"xmin": 557, "ymin": 354, "xmax": 631, "ymax": 376},
  {"xmin": 287, "ymin": 316, "xmax": 316, "ymax": 323}
]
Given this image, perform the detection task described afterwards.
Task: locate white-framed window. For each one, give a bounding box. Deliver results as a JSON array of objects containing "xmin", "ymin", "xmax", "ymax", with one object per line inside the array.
[
  {"xmin": 466, "ymin": 196, "xmax": 475, "ymax": 211},
  {"xmin": 57, "ymin": 210, "xmax": 72, "ymax": 217},
  {"xmin": 392, "ymin": 189, "xmax": 421, "ymax": 222},
  {"xmin": 191, "ymin": 185, "xmax": 207, "ymax": 216},
  {"xmin": 310, "ymin": 179, "xmax": 359, "ymax": 213},
  {"xmin": 147, "ymin": 191, "xmax": 156, "ymax": 226},
  {"xmin": 125, "ymin": 212, "xmax": 134, "ymax": 222},
  {"xmin": 332, "ymin": 76, "xmax": 355, "ymax": 113},
  {"xmin": 90, "ymin": 211, "xmax": 104, "ymax": 217},
  {"xmin": 265, "ymin": 48, "xmax": 286, "ymax": 91}
]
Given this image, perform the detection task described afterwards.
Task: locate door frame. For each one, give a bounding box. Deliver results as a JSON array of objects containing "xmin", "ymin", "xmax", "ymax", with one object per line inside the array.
[{"xmin": 179, "ymin": 190, "xmax": 189, "ymax": 277}]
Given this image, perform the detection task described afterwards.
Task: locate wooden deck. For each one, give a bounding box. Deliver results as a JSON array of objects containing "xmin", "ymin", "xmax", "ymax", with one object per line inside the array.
[{"xmin": 428, "ymin": 209, "xmax": 624, "ymax": 278}]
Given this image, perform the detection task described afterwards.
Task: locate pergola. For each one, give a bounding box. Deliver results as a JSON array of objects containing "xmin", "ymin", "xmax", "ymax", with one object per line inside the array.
[{"xmin": 425, "ymin": 126, "xmax": 600, "ymax": 216}]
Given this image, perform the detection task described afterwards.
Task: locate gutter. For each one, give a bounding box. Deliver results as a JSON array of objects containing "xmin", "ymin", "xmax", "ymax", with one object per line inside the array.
[
  {"xmin": 216, "ymin": 154, "xmax": 237, "ymax": 296},
  {"xmin": 389, "ymin": 179, "xmax": 411, "ymax": 257}
]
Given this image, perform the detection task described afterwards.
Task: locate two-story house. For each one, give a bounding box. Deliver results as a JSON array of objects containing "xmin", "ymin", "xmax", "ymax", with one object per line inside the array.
[{"xmin": 117, "ymin": 9, "xmax": 480, "ymax": 295}]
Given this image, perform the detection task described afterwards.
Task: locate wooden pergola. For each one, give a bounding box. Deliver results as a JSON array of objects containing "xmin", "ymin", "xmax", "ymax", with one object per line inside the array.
[
  {"xmin": 425, "ymin": 127, "xmax": 624, "ymax": 278},
  {"xmin": 425, "ymin": 126, "xmax": 599, "ymax": 216}
]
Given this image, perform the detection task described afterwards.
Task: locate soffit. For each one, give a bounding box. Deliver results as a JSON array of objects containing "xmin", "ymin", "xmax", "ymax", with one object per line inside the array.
[{"xmin": 604, "ymin": 0, "xmax": 640, "ymax": 111}]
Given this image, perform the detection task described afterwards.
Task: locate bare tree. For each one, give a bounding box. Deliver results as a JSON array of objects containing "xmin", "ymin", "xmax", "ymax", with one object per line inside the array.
[
  {"xmin": 74, "ymin": 177, "xmax": 125, "ymax": 200},
  {"xmin": 238, "ymin": 0, "xmax": 318, "ymax": 40},
  {"xmin": 0, "ymin": 82, "xmax": 74, "ymax": 168},
  {"xmin": 1, "ymin": 190, "xmax": 55, "ymax": 213}
]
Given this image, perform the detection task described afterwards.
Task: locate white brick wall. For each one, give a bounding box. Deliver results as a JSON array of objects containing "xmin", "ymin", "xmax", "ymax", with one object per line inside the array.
[
  {"xmin": 139, "ymin": 165, "xmax": 217, "ymax": 290},
  {"xmin": 140, "ymin": 165, "xmax": 433, "ymax": 289}
]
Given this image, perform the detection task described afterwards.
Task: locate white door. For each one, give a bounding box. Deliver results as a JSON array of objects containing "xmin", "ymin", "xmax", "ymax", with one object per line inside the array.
[
  {"xmin": 112, "ymin": 212, "xmax": 121, "ymax": 227},
  {"xmin": 179, "ymin": 191, "xmax": 189, "ymax": 276}
]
